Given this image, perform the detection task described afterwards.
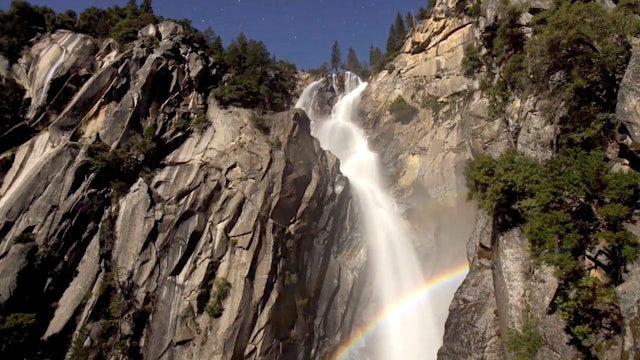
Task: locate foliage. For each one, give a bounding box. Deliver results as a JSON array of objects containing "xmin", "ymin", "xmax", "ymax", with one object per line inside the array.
[
  {"xmin": 506, "ymin": 320, "xmax": 544, "ymax": 360},
  {"xmin": 206, "ymin": 278, "xmax": 231, "ymax": 318},
  {"xmin": 0, "ymin": 313, "xmax": 38, "ymax": 353},
  {"xmin": 331, "ymin": 40, "xmax": 342, "ymax": 72},
  {"xmin": 68, "ymin": 327, "xmax": 90, "ymax": 360},
  {"xmin": 214, "ymin": 33, "xmax": 297, "ymax": 111},
  {"xmin": 405, "ymin": 11, "xmax": 415, "ymax": 30},
  {"xmin": 369, "ymin": 45, "xmax": 385, "ymax": 74},
  {"xmin": 192, "ymin": 113, "xmax": 209, "ymax": 134},
  {"xmin": 389, "ymin": 95, "xmax": 417, "ymax": 124},
  {"xmin": 13, "ymin": 231, "xmax": 35, "ymax": 244},
  {"xmin": 87, "ymin": 126, "xmax": 158, "ymax": 194},
  {"xmin": 468, "ymin": 149, "xmax": 640, "ymax": 348},
  {"xmin": 284, "ymin": 271, "xmax": 298, "ymax": 286},
  {"xmin": 111, "ymin": 10, "xmax": 158, "ymax": 44},
  {"xmin": 462, "ymin": 43, "xmax": 482, "ymax": 77},
  {"xmin": 0, "ymin": 1, "xmax": 50, "ymax": 62},
  {"xmin": 346, "ymin": 47, "xmax": 362, "ymax": 75},
  {"xmin": 417, "ymin": 6, "xmax": 432, "ymax": 21},
  {"xmin": 0, "ymin": 77, "xmax": 25, "ymax": 137},
  {"xmin": 386, "ymin": 24, "xmax": 398, "ymax": 56},
  {"xmin": 385, "ymin": 12, "xmax": 407, "ymax": 57},
  {"xmin": 468, "ymin": 0, "xmax": 482, "ymax": 17},
  {"xmin": 525, "ymin": 0, "xmax": 640, "ymax": 148},
  {"xmin": 386, "ymin": 64, "xmax": 396, "ymax": 74},
  {"xmin": 555, "ymin": 275, "xmax": 619, "ymax": 346},
  {"xmin": 421, "ymin": 95, "xmax": 441, "ymax": 114},
  {"xmin": 308, "ymin": 62, "xmax": 329, "ymax": 76},
  {"xmin": 393, "ymin": 12, "xmax": 407, "ymax": 48},
  {"xmin": 492, "ymin": 4, "xmax": 525, "ymax": 65}
]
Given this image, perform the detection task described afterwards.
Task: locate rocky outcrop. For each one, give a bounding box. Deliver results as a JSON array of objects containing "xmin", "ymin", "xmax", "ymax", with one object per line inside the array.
[
  {"xmin": 355, "ymin": 0, "xmax": 631, "ymax": 358},
  {"xmin": 617, "ymin": 39, "xmax": 640, "ymax": 143},
  {"xmin": 0, "ymin": 22, "xmax": 362, "ymax": 360}
]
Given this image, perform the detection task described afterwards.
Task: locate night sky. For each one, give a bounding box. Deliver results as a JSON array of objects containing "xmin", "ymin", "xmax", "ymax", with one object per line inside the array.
[{"xmin": 4, "ymin": 0, "xmax": 428, "ymax": 69}]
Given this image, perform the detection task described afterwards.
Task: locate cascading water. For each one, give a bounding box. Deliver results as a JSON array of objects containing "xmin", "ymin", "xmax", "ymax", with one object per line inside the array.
[{"xmin": 296, "ymin": 73, "xmax": 439, "ymax": 359}]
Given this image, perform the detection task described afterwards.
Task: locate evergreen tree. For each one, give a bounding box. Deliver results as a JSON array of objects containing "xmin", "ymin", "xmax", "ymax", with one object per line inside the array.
[
  {"xmin": 346, "ymin": 47, "xmax": 361, "ymax": 75},
  {"xmin": 76, "ymin": 6, "xmax": 112, "ymax": 38},
  {"xmin": 308, "ymin": 62, "xmax": 329, "ymax": 75},
  {"xmin": 385, "ymin": 24, "xmax": 397, "ymax": 54},
  {"xmin": 360, "ymin": 62, "xmax": 371, "ymax": 79},
  {"xmin": 394, "ymin": 12, "xmax": 407, "ymax": 50},
  {"xmin": 406, "ymin": 11, "xmax": 415, "ymax": 29},
  {"xmin": 331, "ymin": 40, "xmax": 342, "ymax": 72},
  {"xmin": 369, "ymin": 45, "xmax": 384, "ymax": 74},
  {"xmin": 201, "ymin": 27, "xmax": 224, "ymax": 61},
  {"xmin": 0, "ymin": 1, "xmax": 48, "ymax": 62},
  {"xmin": 142, "ymin": 0, "xmax": 153, "ymax": 13}
]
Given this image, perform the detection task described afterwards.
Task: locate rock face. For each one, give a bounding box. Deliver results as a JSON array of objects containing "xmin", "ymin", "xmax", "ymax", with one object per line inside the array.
[
  {"xmin": 355, "ymin": 0, "xmax": 635, "ymax": 359},
  {"xmin": 617, "ymin": 39, "xmax": 640, "ymax": 143},
  {"xmin": 0, "ymin": 22, "xmax": 363, "ymax": 359}
]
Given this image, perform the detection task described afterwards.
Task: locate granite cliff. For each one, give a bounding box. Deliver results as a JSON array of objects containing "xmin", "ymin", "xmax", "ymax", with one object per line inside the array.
[{"xmin": 0, "ymin": 22, "xmax": 364, "ymax": 359}]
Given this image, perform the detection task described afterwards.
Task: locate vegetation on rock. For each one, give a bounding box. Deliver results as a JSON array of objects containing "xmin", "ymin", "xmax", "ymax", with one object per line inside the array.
[
  {"xmin": 213, "ymin": 33, "xmax": 297, "ymax": 111},
  {"xmin": 87, "ymin": 126, "xmax": 158, "ymax": 195},
  {"xmin": 0, "ymin": 0, "xmax": 298, "ymax": 113},
  {"xmin": 467, "ymin": 0, "xmax": 640, "ymax": 354},
  {"xmin": 206, "ymin": 278, "xmax": 232, "ymax": 318},
  {"xmin": 389, "ymin": 95, "xmax": 418, "ymax": 124},
  {"xmin": 506, "ymin": 320, "xmax": 544, "ymax": 360}
]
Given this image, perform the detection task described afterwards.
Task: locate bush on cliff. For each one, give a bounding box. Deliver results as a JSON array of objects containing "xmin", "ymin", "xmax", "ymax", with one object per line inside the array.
[{"xmin": 468, "ymin": 147, "xmax": 640, "ymax": 349}]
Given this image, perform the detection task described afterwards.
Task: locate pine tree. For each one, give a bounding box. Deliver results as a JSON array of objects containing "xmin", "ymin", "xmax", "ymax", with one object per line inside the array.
[
  {"xmin": 360, "ymin": 62, "xmax": 371, "ymax": 79},
  {"xmin": 331, "ymin": 40, "xmax": 342, "ymax": 72},
  {"xmin": 394, "ymin": 12, "xmax": 407, "ymax": 50},
  {"xmin": 385, "ymin": 25, "xmax": 397, "ymax": 54},
  {"xmin": 369, "ymin": 45, "xmax": 384, "ymax": 73},
  {"xmin": 406, "ymin": 11, "xmax": 414, "ymax": 30},
  {"xmin": 346, "ymin": 47, "xmax": 361, "ymax": 75},
  {"xmin": 142, "ymin": 0, "xmax": 153, "ymax": 13}
]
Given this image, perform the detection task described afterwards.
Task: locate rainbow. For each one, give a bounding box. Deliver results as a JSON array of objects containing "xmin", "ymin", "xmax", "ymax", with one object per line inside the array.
[{"xmin": 332, "ymin": 262, "xmax": 470, "ymax": 360}]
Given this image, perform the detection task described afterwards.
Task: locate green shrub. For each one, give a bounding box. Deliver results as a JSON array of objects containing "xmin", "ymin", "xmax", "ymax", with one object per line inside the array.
[
  {"xmin": 206, "ymin": 278, "xmax": 231, "ymax": 318},
  {"xmin": 0, "ymin": 313, "xmax": 38, "ymax": 352},
  {"xmin": 388, "ymin": 95, "xmax": 417, "ymax": 124},
  {"xmin": 192, "ymin": 113, "xmax": 209, "ymax": 134},
  {"xmin": 284, "ymin": 271, "xmax": 298, "ymax": 286},
  {"xmin": 462, "ymin": 43, "xmax": 482, "ymax": 77},
  {"xmin": 13, "ymin": 232, "xmax": 35, "ymax": 244},
  {"xmin": 68, "ymin": 326, "xmax": 90, "ymax": 360},
  {"xmin": 468, "ymin": 1, "xmax": 640, "ymax": 355},
  {"xmin": 467, "ymin": 0, "xmax": 482, "ymax": 17},
  {"xmin": 506, "ymin": 321, "xmax": 544, "ymax": 360},
  {"xmin": 493, "ymin": 5, "xmax": 525, "ymax": 64},
  {"xmin": 555, "ymin": 276, "xmax": 618, "ymax": 346},
  {"xmin": 526, "ymin": 1, "xmax": 640, "ymax": 147},
  {"xmin": 87, "ymin": 126, "xmax": 158, "ymax": 193},
  {"xmin": 386, "ymin": 64, "xmax": 396, "ymax": 74},
  {"xmin": 502, "ymin": 53, "xmax": 527, "ymax": 91},
  {"xmin": 421, "ymin": 95, "xmax": 441, "ymax": 114},
  {"xmin": 468, "ymin": 149, "xmax": 640, "ymax": 351}
]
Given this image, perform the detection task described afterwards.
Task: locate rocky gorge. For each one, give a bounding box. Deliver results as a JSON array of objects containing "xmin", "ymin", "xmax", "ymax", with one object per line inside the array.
[{"xmin": 1, "ymin": 0, "xmax": 640, "ymax": 359}]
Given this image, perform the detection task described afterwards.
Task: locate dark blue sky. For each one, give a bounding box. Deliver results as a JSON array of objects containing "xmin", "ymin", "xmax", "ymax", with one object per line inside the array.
[{"xmin": 8, "ymin": 0, "xmax": 427, "ymax": 69}]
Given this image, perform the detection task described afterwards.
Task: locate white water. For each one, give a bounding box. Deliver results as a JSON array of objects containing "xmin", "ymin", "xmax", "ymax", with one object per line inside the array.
[{"xmin": 296, "ymin": 73, "xmax": 437, "ymax": 360}]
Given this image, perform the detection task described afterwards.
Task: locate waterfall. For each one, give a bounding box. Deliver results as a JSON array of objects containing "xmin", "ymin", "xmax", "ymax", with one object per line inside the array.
[{"xmin": 296, "ymin": 73, "xmax": 438, "ymax": 360}]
